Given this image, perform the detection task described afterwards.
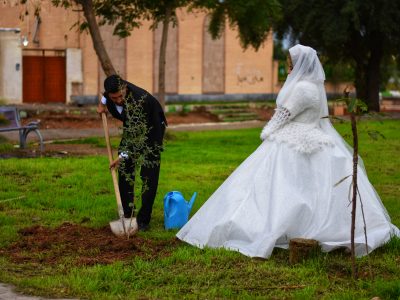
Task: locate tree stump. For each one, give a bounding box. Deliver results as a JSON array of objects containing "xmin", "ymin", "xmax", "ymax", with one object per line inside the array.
[{"xmin": 289, "ymin": 238, "xmax": 320, "ymax": 264}]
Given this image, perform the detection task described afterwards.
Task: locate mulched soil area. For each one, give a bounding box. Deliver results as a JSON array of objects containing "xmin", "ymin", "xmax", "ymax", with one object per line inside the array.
[{"xmin": 0, "ymin": 223, "xmax": 180, "ymax": 266}]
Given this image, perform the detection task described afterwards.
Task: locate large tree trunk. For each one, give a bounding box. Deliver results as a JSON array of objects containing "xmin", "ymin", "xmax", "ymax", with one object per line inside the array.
[
  {"xmin": 353, "ymin": 43, "xmax": 383, "ymax": 112},
  {"xmin": 78, "ymin": 0, "xmax": 116, "ymax": 77},
  {"xmin": 158, "ymin": 6, "xmax": 172, "ymax": 110},
  {"xmin": 354, "ymin": 62, "xmax": 367, "ymax": 106},
  {"xmin": 366, "ymin": 45, "xmax": 382, "ymax": 112}
]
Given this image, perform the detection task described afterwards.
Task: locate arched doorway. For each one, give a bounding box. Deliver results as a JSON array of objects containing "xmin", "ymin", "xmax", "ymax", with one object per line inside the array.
[{"xmin": 202, "ymin": 15, "xmax": 225, "ymax": 94}]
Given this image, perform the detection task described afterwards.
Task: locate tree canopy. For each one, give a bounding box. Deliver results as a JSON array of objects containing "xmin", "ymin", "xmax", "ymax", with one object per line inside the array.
[
  {"xmin": 274, "ymin": 0, "xmax": 400, "ymax": 111},
  {"xmin": 193, "ymin": 0, "xmax": 281, "ymax": 51}
]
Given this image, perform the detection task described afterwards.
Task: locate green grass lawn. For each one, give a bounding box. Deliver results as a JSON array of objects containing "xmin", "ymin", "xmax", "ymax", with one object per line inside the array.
[{"xmin": 0, "ymin": 120, "xmax": 399, "ymax": 299}]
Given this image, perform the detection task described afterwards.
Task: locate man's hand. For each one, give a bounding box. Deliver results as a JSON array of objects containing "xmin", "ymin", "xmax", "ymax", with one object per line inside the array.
[
  {"xmin": 109, "ymin": 157, "xmax": 121, "ymax": 170},
  {"xmin": 97, "ymin": 102, "xmax": 107, "ymax": 115}
]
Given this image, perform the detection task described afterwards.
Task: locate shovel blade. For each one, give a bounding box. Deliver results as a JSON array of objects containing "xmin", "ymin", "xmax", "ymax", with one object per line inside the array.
[{"xmin": 110, "ymin": 217, "xmax": 138, "ymax": 237}]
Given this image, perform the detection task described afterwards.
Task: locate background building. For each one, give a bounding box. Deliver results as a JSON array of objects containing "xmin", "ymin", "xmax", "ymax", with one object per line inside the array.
[{"xmin": 0, "ymin": 1, "xmax": 280, "ymax": 105}]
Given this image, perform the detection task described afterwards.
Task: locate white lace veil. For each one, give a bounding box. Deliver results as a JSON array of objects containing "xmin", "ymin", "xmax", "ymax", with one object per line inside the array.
[
  {"xmin": 279, "ymin": 44, "xmax": 391, "ymax": 220},
  {"xmin": 277, "ymin": 45, "xmax": 352, "ymax": 160},
  {"xmin": 276, "ymin": 44, "xmax": 325, "ymax": 109}
]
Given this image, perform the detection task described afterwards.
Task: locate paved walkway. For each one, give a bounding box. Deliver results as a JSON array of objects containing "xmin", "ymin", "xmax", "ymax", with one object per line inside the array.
[
  {"xmin": 0, "ymin": 283, "xmax": 75, "ymax": 300},
  {"xmin": 0, "ymin": 120, "xmax": 265, "ymax": 143}
]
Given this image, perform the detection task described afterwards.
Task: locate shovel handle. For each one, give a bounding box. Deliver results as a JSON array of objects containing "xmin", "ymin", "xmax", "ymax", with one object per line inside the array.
[
  {"xmin": 101, "ymin": 113, "xmax": 125, "ymax": 218},
  {"xmin": 101, "ymin": 112, "xmax": 114, "ymax": 163}
]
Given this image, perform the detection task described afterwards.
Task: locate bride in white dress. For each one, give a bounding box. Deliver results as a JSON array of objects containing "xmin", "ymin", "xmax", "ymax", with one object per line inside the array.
[{"xmin": 176, "ymin": 44, "xmax": 399, "ymax": 258}]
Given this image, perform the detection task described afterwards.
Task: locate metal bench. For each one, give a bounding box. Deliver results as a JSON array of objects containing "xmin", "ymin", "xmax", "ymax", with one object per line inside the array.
[{"xmin": 0, "ymin": 106, "xmax": 44, "ymax": 152}]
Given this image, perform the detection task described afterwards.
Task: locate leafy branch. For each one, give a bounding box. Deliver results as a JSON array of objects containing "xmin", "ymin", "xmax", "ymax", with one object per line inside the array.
[
  {"xmin": 334, "ymin": 88, "xmax": 372, "ymax": 279},
  {"xmin": 117, "ymin": 91, "xmax": 161, "ymax": 220}
]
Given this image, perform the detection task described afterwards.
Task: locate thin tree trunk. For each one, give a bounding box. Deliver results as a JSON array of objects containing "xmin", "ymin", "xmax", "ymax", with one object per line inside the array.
[
  {"xmin": 78, "ymin": 0, "xmax": 116, "ymax": 77},
  {"xmin": 158, "ymin": 6, "xmax": 172, "ymax": 110},
  {"xmin": 344, "ymin": 87, "xmax": 359, "ymax": 280},
  {"xmin": 350, "ymin": 111, "xmax": 359, "ymax": 279}
]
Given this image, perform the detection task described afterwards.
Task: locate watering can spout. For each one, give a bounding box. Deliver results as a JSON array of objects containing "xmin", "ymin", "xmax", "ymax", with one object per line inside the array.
[{"xmin": 188, "ymin": 192, "xmax": 197, "ymax": 212}]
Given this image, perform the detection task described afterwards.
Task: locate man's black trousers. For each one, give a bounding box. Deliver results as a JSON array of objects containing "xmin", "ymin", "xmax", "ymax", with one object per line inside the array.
[{"xmin": 118, "ymin": 156, "xmax": 160, "ymax": 225}]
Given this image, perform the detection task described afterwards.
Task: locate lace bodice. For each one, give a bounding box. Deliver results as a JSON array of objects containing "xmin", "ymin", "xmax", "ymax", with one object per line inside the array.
[{"xmin": 261, "ymin": 81, "xmax": 334, "ymax": 153}]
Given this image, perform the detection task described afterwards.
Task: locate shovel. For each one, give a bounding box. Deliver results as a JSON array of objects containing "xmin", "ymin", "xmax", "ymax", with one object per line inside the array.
[{"xmin": 101, "ymin": 112, "xmax": 138, "ymax": 237}]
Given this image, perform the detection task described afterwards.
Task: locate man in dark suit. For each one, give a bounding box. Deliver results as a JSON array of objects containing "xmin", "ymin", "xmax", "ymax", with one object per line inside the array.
[{"xmin": 97, "ymin": 75, "xmax": 167, "ymax": 231}]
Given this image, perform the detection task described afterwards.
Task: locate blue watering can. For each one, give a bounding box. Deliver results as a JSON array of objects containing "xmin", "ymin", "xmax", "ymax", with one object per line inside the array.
[{"xmin": 164, "ymin": 191, "xmax": 197, "ymax": 230}]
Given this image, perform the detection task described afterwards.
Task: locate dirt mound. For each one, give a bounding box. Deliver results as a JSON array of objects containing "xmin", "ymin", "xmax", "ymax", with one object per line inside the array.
[{"xmin": 1, "ymin": 223, "xmax": 179, "ymax": 266}]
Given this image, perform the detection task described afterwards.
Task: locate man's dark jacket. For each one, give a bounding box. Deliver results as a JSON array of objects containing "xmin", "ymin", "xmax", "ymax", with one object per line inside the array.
[{"xmin": 104, "ymin": 81, "xmax": 167, "ymax": 151}]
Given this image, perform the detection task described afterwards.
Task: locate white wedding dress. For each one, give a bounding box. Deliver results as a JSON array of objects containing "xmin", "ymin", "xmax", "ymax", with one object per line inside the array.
[{"xmin": 176, "ymin": 45, "xmax": 399, "ymax": 258}]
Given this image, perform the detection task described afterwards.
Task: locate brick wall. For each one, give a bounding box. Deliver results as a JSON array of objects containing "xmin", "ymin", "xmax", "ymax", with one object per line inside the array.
[{"xmin": 0, "ymin": 1, "xmax": 278, "ymax": 103}]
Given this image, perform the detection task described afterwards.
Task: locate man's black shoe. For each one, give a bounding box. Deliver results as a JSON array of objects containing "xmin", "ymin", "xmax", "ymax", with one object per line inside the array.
[{"xmin": 138, "ymin": 222, "xmax": 149, "ymax": 232}]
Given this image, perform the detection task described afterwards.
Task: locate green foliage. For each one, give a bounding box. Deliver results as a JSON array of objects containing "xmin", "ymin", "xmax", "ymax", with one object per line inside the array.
[
  {"xmin": 82, "ymin": 0, "xmax": 281, "ymax": 51},
  {"xmin": 381, "ymin": 55, "xmax": 400, "ymax": 91},
  {"xmin": 273, "ymin": 37, "xmax": 287, "ymax": 60},
  {"xmin": 323, "ymin": 60, "xmax": 355, "ymax": 83},
  {"xmin": 275, "ymin": 0, "xmax": 400, "ymax": 59},
  {"xmin": 92, "ymin": 0, "xmax": 190, "ymax": 37},
  {"xmin": 118, "ymin": 91, "xmax": 161, "ymax": 202},
  {"xmin": 119, "ymin": 93, "xmax": 160, "ymax": 169},
  {"xmin": 0, "ymin": 136, "xmax": 14, "ymax": 152},
  {"xmin": 277, "ymin": 60, "xmax": 288, "ymax": 82},
  {"xmin": 193, "ymin": 0, "xmax": 281, "ymax": 50},
  {"xmin": 274, "ymin": 0, "xmax": 400, "ymax": 110}
]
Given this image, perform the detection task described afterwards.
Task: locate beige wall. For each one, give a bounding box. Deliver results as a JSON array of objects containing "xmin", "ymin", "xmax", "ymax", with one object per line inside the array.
[
  {"xmin": 225, "ymin": 25, "xmax": 273, "ymax": 94},
  {"xmin": 99, "ymin": 24, "xmax": 127, "ymax": 92},
  {"xmin": 35, "ymin": 2, "xmax": 80, "ymax": 49},
  {"xmin": 126, "ymin": 20, "xmax": 153, "ymax": 92},
  {"xmin": 153, "ymin": 21, "xmax": 178, "ymax": 94},
  {"xmin": 203, "ymin": 14, "xmax": 225, "ymax": 94},
  {"xmin": 0, "ymin": 4, "xmax": 20, "ymax": 28},
  {"xmin": 0, "ymin": 2, "xmax": 279, "ymax": 103},
  {"xmin": 177, "ymin": 9, "xmax": 203, "ymax": 94},
  {"xmin": 80, "ymin": 31, "xmax": 98, "ymax": 96},
  {"xmin": 0, "ymin": 30, "xmax": 22, "ymax": 103},
  {"xmin": 0, "ymin": 2, "xmax": 80, "ymax": 50}
]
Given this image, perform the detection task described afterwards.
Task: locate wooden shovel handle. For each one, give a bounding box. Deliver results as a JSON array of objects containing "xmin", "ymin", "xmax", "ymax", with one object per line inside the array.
[
  {"xmin": 101, "ymin": 113, "xmax": 124, "ymax": 216},
  {"xmin": 101, "ymin": 113, "xmax": 114, "ymax": 163}
]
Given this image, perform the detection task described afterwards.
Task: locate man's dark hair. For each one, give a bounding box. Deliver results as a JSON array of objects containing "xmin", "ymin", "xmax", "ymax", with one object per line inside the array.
[{"xmin": 104, "ymin": 74, "xmax": 125, "ymax": 93}]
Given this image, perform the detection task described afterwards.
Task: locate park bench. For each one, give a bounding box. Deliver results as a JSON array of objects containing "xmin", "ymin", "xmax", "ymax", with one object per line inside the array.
[{"xmin": 0, "ymin": 106, "xmax": 44, "ymax": 152}]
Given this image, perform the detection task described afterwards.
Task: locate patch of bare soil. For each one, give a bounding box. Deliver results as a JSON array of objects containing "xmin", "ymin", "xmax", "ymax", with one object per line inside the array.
[
  {"xmin": 23, "ymin": 113, "xmax": 120, "ymax": 129},
  {"xmin": 23, "ymin": 111, "xmax": 220, "ymax": 130},
  {"xmin": 0, "ymin": 144, "xmax": 106, "ymax": 158},
  {"xmin": 0, "ymin": 223, "xmax": 179, "ymax": 266},
  {"xmin": 167, "ymin": 111, "xmax": 220, "ymax": 124},
  {"xmin": 252, "ymin": 108, "xmax": 274, "ymax": 121},
  {"xmin": 44, "ymin": 144, "xmax": 107, "ymax": 156}
]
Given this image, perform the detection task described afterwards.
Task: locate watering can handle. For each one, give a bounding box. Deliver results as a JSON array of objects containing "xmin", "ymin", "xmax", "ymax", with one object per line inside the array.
[{"xmin": 164, "ymin": 194, "xmax": 170, "ymax": 218}]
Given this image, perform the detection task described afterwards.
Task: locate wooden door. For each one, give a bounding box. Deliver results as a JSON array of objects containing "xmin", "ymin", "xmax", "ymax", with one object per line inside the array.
[
  {"xmin": 23, "ymin": 55, "xmax": 66, "ymax": 103},
  {"xmin": 43, "ymin": 57, "xmax": 66, "ymax": 102},
  {"xmin": 23, "ymin": 56, "xmax": 44, "ymax": 103}
]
